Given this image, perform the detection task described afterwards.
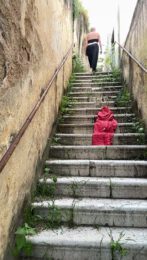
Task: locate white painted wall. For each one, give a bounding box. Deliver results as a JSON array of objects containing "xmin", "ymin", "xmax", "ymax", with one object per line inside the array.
[
  {"xmin": 117, "ymin": 0, "xmax": 138, "ymax": 44},
  {"xmin": 112, "ymin": 0, "xmax": 138, "ymax": 67}
]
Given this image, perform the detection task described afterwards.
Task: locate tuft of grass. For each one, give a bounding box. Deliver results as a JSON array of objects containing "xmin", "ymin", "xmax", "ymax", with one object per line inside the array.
[{"xmin": 109, "ymin": 230, "xmax": 128, "ymax": 259}]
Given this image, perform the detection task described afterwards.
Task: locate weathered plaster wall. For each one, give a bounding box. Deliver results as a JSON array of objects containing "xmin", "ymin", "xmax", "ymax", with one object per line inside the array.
[
  {"xmin": 111, "ymin": 0, "xmax": 137, "ymax": 68},
  {"xmin": 122, "ymin": 0, "xmax": 147, "ymax": 128},
  {"xmin": 0, "ymin": 0, "xmax": 73, "ymax": 259},
  {"xmin": 73, "ymin": 15, "xmax": 89, "ymax": 69}
]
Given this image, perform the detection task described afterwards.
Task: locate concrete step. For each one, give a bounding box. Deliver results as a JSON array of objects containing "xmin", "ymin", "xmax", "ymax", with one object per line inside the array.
[
  {"xmin": 57, "ymin": 123, "xmax": 135, "ymax": 134},
  {"xmin": 71, "ymin": 77, "xmax": 121, "ymax": 85},
  {"xmin": 45, "ymin": 159, "xmax": 147, "ymax": 178},
  {"xmin": 73, "ymin": 75, "xmax": 114, "ymax": 79},
  {"xmin": 38, "ymin": 177, "xmax": 147, "ymax": 199},
  {"xmin": 32, "ymin": 198, "xmax": 147, "ymax": 227},
  {"xmin": 73, "ymin": 78, "xmax": 118, "ymax": 83},
  {"xmin": 25, "ymin": 227, "xmax": 147, "ymax": 260},
  {"xmin": 70, "ymin": 96, "xmax": 118, "ymax": 102},
  {"xmin": 75, "ymin": 74, "xmax": 114, "ymax": 79},
  {"xmin": 69, "ymin": 101, "xmax": 118, "ymax": 108},
  {"xmin": 68, "ymin": 91, "xmax": 120, "ymax": 97},
  {"xmin": 69, "ymin": 102, "xmax": 97, "ymax": 108},
  {"xmin": 70, "ymin": 85, "xmax": 122, "ymax": 92},
  {"xmin": 61, "ymin": 114, "xmax": 135, "ymax": 124},
  {"xmin": 54, "ymin": 133, "xmax": 145, "ymax": 145},
  {"xmin": 74, "ymin": 71, "xmax": 113, "ymax": 76},
  {"xmin": 49, "ymin": 145, "xmax": 147, "ymax": 160},
  {"xmin": 71, "ymin": 82, "xmax": 121, "ymax": 87},
  {"xmin": 65, "ymin": 107, "xmax": 132, "ymax": 116}
]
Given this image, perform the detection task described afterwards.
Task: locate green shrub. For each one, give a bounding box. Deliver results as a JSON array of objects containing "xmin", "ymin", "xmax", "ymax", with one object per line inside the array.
[{"xmin": 72, "ymin": 54, "xmax": 85, "ymax": 73}]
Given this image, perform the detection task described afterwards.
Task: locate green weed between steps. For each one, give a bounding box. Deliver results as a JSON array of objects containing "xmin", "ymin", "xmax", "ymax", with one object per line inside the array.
[
  {"xmin": 36, "ymin": 176, "xmax": 57, "ymax": 198},
  {"xmin": 60, "ymin": 96, "xmax": 73, "ymax": 115},
  {"xmin": 132, "ymin": 120, "xmax": 145, "ymax": 134},
  {"xmin": 109, "ymin": 230, "xmax": 128, "ymax": 259},
  {"xmin": 71, "ymin": 181, "xmax": 79, "ymax": 198},
  {"xmin": 92, "ymin": 76, "xmax": 120, "ymax": 84},
  {"xmin": 70, "ymin": 180, "xmax": 88, "ymax": 198},
  {"xmin": 51, "ymin": 136, "xmax": 61, "ymax": 145},
  {"xmin": 12, "ymin": 223, "xmax": 36, "ymax": 257},
  {"xmin": 131, "ymin": 119, "xmax": 146, "ymax": 144},
  {"xmin": 68, "ymin": 200, "xmax": 76, "ymax": 228},
  {"xmin": 112, "ymin": 68, "xmax": 122, "ymax": 82},
  {"xmin": 115, "ymin": 87, "xmax": 131, "ymax": 107},
  {"xmin": 72, "ymin": 54, "xmax": 85, "ymax": 73},
  {"xmin": 44, "ymin": 202, "xmax": 62, "ymax": 229}
]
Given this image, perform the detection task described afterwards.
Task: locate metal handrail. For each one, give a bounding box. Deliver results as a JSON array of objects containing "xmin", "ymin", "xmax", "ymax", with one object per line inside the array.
[
  {"xmin": 0, "ymin": 43, "xmax": 73, "ymax": 173},
  {"xmin": 115, "ymin": 40, "xmax": 147, "ymax": 73}
]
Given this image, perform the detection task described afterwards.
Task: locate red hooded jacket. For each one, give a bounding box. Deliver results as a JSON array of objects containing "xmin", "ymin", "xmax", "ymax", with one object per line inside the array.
[{"xmin": 92, "ymin": 106, "xmax": 118, "ymax": 145}]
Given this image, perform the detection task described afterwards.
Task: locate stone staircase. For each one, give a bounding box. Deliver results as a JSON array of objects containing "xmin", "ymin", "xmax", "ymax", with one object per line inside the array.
[{"xmin": 23, "ymin": 72, "xmax": 147, "ymax": 260}]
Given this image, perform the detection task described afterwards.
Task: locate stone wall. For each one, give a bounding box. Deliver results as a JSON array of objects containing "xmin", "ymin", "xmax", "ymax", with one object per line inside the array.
[
  {"xmin": 122, "ymin": 0, "xmax": 147, "ymax": 128},
  {"xmin": 0, "ymin": 0, "xmax": 73, "ymax": 259}
]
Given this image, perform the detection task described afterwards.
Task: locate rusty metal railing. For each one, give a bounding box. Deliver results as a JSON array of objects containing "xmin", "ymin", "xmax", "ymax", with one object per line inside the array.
[
  {"xmin": 115, "ymin": 41, "xmax": 147, "ymax": 73},
  {"xmin": 0, "ymin": 43, "xmax": 73, "ymax": 173}
]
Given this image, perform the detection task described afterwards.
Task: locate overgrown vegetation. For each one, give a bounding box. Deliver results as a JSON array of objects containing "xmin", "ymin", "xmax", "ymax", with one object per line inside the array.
[
  {"xmin": 68, "ymin": 200, "xmax": 76, "ymax": 228},
  {"xmin": 51, "ymin": 136, "xmax": 61, "ymax": 145},
  {"xmin": 12, "ymin": 223, "xmax": 36, "ymax": 257},
  {"xmin": 112, "ymin": 68, "xmax": 121, "ymax": 82},
  {"xmin": 132, "ymin": 120, "xmax": 145, "ymax": 133},
  {"xmin": 36, "ymin": 176, "xmax": 57, "ymax": 198},
  {"xmin": 115, "ymin": 87, "xmax": 131, "ymax": 107},
  {"xmin": 132, "ymin": 119, "xmax": 146, "ymax": 144},
  {"xmin": 72, "ymin": 54, "xmax": 85, "ymax": 73},
  {"xmin": 60, "ymin": 96, "xmax": 72, "ymax": 114},
  {"xmin": 72, "ymin": 0, "xmax": 89, "ymax": 28},
  {"xmin": 104, "ymin": 45, "xmax": 122, "ymax": 81},
  {"xmin": 45, "ymin": 202, "xmax": 62, "ymax": 229}
]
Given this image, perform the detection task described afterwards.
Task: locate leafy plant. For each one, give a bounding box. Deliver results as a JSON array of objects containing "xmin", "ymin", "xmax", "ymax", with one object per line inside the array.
[
  {"xmin": 13, "ymin": 223, "xmax": 36, "ymax": 257},
  {"xmin": 132, "ymin": 120, "xmax": 145, "ymax": 133},
  {"xmin": 44, "ymin": 167, "xmax": 51, "ymax": 174}
]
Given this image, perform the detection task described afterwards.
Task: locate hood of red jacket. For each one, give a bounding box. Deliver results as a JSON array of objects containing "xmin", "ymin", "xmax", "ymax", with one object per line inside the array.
[{"xmin": 97, "ymin": 106, "xmax": 114, "ymax": 121}]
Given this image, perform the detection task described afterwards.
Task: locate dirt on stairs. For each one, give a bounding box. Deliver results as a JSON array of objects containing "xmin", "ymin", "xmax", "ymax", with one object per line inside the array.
[{"xmin": 22, "ymin": 72, "xmax": 147, "ymax": 260}]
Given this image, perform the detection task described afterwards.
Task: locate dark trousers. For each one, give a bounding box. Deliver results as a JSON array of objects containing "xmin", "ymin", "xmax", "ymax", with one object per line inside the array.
[{"xmin": 86, "ymin": 44, "xmax": 99, "ymax": 71}]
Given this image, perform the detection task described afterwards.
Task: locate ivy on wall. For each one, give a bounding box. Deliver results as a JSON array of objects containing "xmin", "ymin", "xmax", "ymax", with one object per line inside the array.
[{"xmin": 72, "ymin": 0, "xmax": 89, "ymax": 28}]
